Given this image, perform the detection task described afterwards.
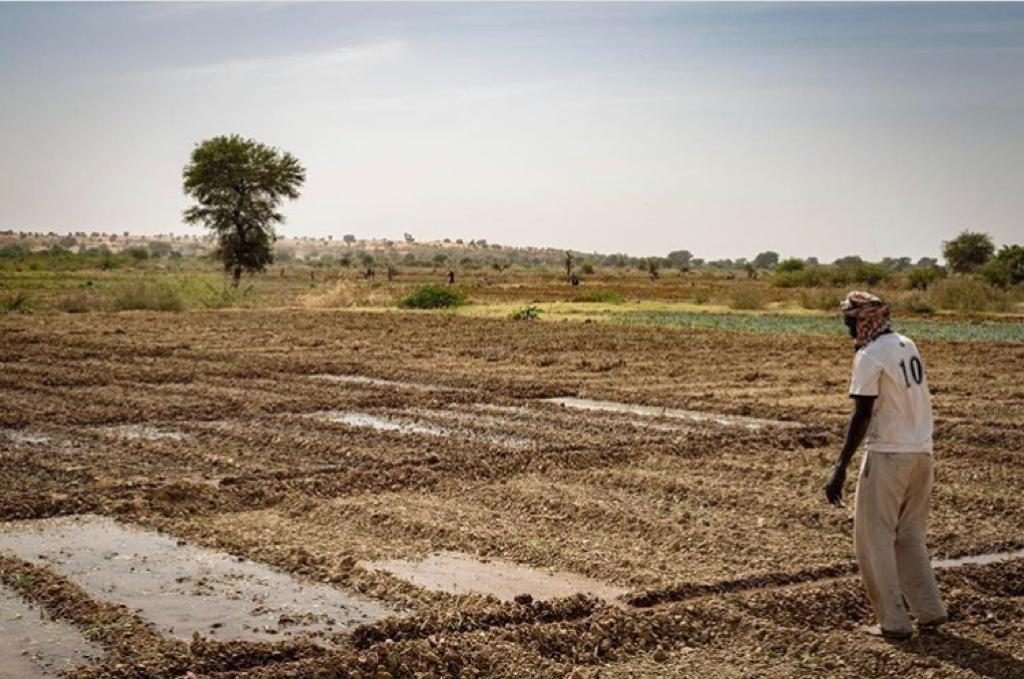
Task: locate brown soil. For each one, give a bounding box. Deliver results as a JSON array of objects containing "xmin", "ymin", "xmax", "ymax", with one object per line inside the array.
[{"xmin": 1, "ymin": 309, "xmax": 1022, "ymax": 677}]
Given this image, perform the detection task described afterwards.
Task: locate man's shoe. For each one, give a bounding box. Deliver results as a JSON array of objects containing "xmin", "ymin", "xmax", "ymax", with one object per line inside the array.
[
  {"xmin": 860, "ymin": 624, "xmax": 912, "ymax": 641},
  {"xmin": 918, "ymin": 616, "xmax": 948, "ymax": 633}
]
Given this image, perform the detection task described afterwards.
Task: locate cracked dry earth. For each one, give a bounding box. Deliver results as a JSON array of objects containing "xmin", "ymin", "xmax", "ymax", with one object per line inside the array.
[{"xmin": 1, "ymin": 309, "xmax": 1023, "ymax": 678}]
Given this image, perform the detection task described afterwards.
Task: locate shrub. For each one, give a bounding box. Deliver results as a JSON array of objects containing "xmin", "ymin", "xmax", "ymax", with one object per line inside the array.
[
  {"xmin": 0, "ymin": 244, "xmax": 27, "ymax": 259},
  {"xmin": 772, "ymin": 267, "xmax": 853, "ymax": 288},
  {"xmin": 398, "ymin": 284, "xmax": 466, "ymax": 309},
  {"xmin": 773, "ymin": 268, "xmax": 821, "ymax": 288},
  {"xmin": 125, "ymin": 246, "xmax": 151, "ymax": 261},
  {"xmin": 109, "ymin": 279, "xmax": 185, "ymax": 311},
  {"xmin": 728, "ymin": 284, "xmax": 767, "ymax": 310},
  {"xmin": 776, "ymin": 258, "xmax": 805, "ymax": 273},
  {"xmin": 798, "ymin": 289, "xmax": 843, "ymax": 312},
  {"xmin": 147, "ymin": 241, "xmax": 173, "ymax": 258},
  {"xmin": 928, "ymin": 277, "xmax": 1010, "ymax": 313},
  {"xmin": 901, "ymin": 292, "xmax": 936, "ymax": 314},
  {"xmin": 824, "ymin": 267, "xmax": 851, "ymax": 287},
  {"xmin": 773, "ymin": 262, "xmax": 873, "ymax": 288},
  {"xmin": 0, "ymin": 292, "xmax": 32, "ymax": 314},
  {"xmin": 511, "ymin": 304, "xmax": 541, "ymax": 320},
  {"xmin": 56, "ymin": 290, "xmax": 101, "ymax": 313},
  {"xmin": 691, "ymin": 290, "xmax": 710, "ymax": 305},
  {"xmin": 580, "ymin": 262, "xmax": 595, "ymax": 275},
  {"xmin": 573, "ymin": 289, "xmax": 625, "ymax": 304},
  {"xmin": 850, "ymin": 264, "xmax": 888, "ymax": 286},
  {"xmin": 908, "ymin": 266, "xmax": 945, "ymax": 290},
  {"xmin": 194, "ymin": 281, "xmax": 253, "ymax": 309},
  {"xmin": 979, "ymin": 245, "xmax": 1024, "ymax": 288}
]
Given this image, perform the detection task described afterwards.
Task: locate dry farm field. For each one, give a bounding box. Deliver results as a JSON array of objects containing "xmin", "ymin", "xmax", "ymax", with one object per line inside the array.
[{"xmin": 1, "ymin": 309, "xmax": 1023, "ymax": 677}]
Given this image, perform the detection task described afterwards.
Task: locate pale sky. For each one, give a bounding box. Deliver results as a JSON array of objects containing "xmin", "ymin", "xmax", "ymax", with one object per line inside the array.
[{"xmin": 1, "ymin": 2, "xmax": 1022, "ymax": 261}]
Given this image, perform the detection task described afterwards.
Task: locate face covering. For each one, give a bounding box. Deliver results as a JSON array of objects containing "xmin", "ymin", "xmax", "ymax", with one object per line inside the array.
[{"xmin": 840, "ymin": 290, "xmax": 891, "ymax": 350}]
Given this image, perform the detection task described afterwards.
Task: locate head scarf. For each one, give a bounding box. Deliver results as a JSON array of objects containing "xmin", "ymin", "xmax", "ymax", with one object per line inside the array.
[{"xmin": 841, "ymin": 291, "xmax": 891, "ymax": 350}]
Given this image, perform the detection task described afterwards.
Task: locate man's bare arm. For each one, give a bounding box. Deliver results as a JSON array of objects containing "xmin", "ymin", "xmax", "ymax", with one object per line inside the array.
[{"xmin": 824, "ymin": 395, "xmax": 875, "ymax": 507}]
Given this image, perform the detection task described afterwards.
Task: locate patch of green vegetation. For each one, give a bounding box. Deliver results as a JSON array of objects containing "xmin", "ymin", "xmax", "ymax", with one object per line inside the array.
[
  {"xmin": 772, "ymin": 264, "xmax": 889, "ymax": 288},
  {"xmin": 797, "ymin": 288, "xmax": 844, "ymax": 312},
  {"xmin": 0, "ymin": 291, "xmax": 33, "ymax": 314},
  {"xmin": 0, "ymin": 246, "xmax": 140, "ymax": 272},
  {"xmin": 612, "ymin": 310, "xmax": 1024, "ymax": 343},
  {"xmin": 109, "ymin": 279, "xmax": 187, "ymax": 312},
  {"xmin": 398, "ymin": 284, "xmax": 467, "ymax": 309},
  {"xmin": 927, "ymin": 277, "xmax": 1012, "ymax": 313},
  {"xmin": 727, "ymin": 284, "xmax": 768, "ymax": 310},
  {"xmin": 9, "ymin": 573, "xmax": 36, "ymax": 589},
  {"xmin": 511, "ymin": 304, "xmax": 541, "ymax": 320},
  {"xmin": 176, "ymin": 277, "xmax": 256, "ymax": 309}
]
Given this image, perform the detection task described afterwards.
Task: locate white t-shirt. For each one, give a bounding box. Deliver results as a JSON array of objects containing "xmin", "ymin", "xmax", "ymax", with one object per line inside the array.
[{"xmin": 849, "ymin": 332, "xmax": 933, "ymax": 454}]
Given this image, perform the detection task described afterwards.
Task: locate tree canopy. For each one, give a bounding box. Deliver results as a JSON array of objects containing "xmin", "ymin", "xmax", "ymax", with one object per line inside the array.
[
  {"xmin": 183, "ymin": 135, "xmax": 305, "ymax": 285},
  {"xmin": 942, "ymin": 230, "xmax": 994, "ymax": 274},
  {"xmin": 666, "ymin": 249, "xmax": 694, "ymax": 268},
  {"xmin": 776, "ymin": 257, "xmax": 805, "ymax": 272},
  {"xmin": 981, "ymin": 244, "xmax": 1024, "ymax": 288},
  {"xmin": 752, "ymin": 251, "xmax": 780, "ymax": 269}
]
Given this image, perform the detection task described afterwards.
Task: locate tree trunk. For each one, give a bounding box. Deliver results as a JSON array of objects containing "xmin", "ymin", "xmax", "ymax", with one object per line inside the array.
[{"xmin": 232, "ymin": 266, "xmax": 242, "ymax": 287}]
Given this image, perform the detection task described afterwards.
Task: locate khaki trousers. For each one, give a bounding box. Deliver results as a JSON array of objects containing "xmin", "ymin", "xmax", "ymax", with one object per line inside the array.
[{"xmin": 854, "ymin": 451, "xmax": 947, "ymax": 633}]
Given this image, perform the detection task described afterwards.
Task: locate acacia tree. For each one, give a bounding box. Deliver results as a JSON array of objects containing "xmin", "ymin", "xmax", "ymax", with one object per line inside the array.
[
  {"xmin": 183, "ymin": 135, "xmax": 305, "ymax": 286},
  {"xmin": 942, "ymin": 230, "xmax": 995, "ymax": 273},
  {"xmin": 666, "ymin": 249, "xmax": 693, "ymax": 269},
  {"xmin": 752, "ymin": 250, "xmax": 780, "ymax": 269}
]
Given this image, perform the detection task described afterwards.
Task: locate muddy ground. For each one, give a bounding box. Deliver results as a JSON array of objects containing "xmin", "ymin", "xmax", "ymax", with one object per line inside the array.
[{"xmin": 1, "ymin": 309, "xmax": 1022, "ymax": 677}]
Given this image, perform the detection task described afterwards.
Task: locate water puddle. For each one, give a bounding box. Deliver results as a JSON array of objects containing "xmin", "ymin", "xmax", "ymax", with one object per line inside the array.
[
  {"xmin": 317, "ymin": 411, "xmax": 452, "ymax": 436},
  {"xmin": 0, "ymin": 516, "xmax": 392, "ymax": 643},
  {"xmin": 406, "ymin": 408, "xmax": 534, "ymax": 447},
  {"xmin": 1, "ymin": 429, "xmax": 52, "ymax": 446},
  {"xmin": 310, "ymin": 374, "xmax": 445, "ymax": 392},
  {"xmin": 0, "ymin": 586, "xmax": 100, "ymax": 678},
  {"xmin": 364, "ymin": 552, "xmax": 627, "ymax": 603},
  {"xmin": 314, "ymin": 411, "xmax": 531, "ymax": 448},
  {"xmin": 468, "ymin": 403, "xmax": 532, "ymax": 416},
  {"xmin": 97, "ymin": 425, "xmax": 189, "ymax": 442},
  {"xmin": 542, "ymin": 397, "xmax": 798, "ymax": 430},
  {"xmin": 934, "ymin": 548, "xmax": 1024, "ymax": 569}
]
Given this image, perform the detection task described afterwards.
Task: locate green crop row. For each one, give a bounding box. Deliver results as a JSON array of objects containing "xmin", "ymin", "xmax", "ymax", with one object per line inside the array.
[{"xmin": 612, "ymin": 310, "xmax": 1024, "ymax": 344}]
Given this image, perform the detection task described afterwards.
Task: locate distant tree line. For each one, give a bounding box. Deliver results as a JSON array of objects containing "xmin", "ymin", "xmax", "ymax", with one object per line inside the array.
[{"xmin": 7, "ymin": 125, "xmax": 1024, "ymax": 295}]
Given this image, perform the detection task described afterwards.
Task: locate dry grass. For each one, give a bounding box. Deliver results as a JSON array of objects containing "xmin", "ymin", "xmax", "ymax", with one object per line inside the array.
[
  {"xmin": 726, "ymin": 284, "xmax": 768, "ymax": 310},
  {"xmin": 302, "ymin": 279, "xmax": 405, "ymax": 308}
]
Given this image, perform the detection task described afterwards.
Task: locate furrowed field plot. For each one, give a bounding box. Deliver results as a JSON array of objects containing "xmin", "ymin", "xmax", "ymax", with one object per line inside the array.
[{"xmin": 1, "ymin": 309, "xmax": 1023, "ymax": 677}]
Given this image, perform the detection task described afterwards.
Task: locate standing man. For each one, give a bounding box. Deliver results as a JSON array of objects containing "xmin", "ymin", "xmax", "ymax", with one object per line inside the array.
[{"xmin": 824, "ymin": 291, "xmax": 947, "ymax": 640}]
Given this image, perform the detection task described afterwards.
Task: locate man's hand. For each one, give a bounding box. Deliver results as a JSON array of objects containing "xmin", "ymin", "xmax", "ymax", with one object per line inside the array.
[
  {"xmin": 824, "ymin": 464, "xmax": 847, "ymax": 507},
  {"xmin": 825, "ymin": 396, "xmax": 874, "ymax": 508}
]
